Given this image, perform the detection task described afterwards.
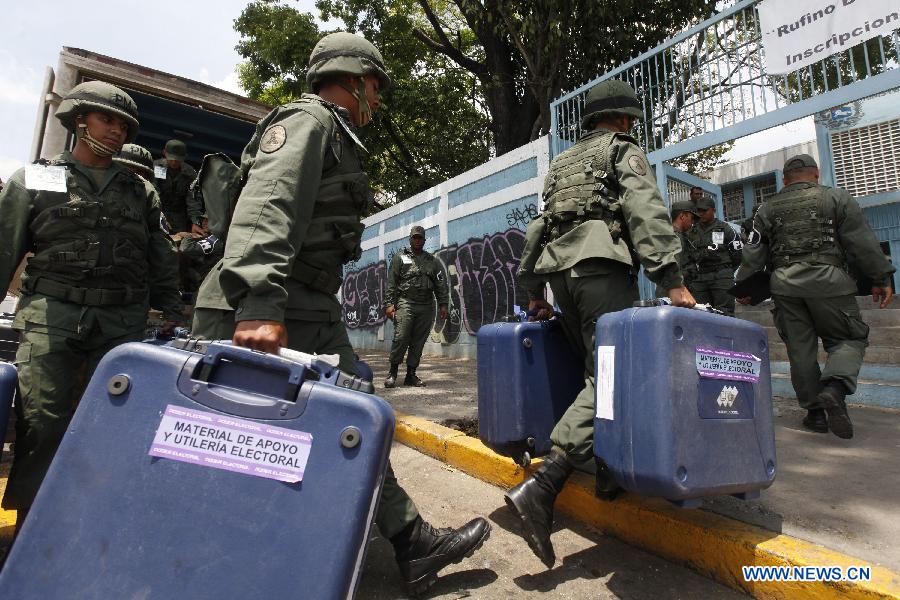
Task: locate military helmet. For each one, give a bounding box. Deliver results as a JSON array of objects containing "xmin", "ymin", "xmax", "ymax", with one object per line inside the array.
[
  {"xmin": 306, "ymin": 32, "xmax": 391, "ymax": 91},
  {"xmin": 580, "ymin": 80, "xmax": 644, "ymax": 129},
  {"xmin": 55, "ymin": 81, "xmax": 140, "ymax": 143},
  {"xmin": 113, "ymin": 143, "xmax": 154, "ymax": 177}
]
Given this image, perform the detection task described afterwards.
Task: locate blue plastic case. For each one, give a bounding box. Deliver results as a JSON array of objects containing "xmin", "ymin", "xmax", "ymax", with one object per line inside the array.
[
  {"xmin": 593, "ymin": 306, "xmax": 776, "ymax": 507},
  {"xmin": 477, "ymin": 320, "xmax": 584, "ymax": 466},
  {"xmin": 0, "ymin": 341, "xmax": 395, "ymax": 600}
]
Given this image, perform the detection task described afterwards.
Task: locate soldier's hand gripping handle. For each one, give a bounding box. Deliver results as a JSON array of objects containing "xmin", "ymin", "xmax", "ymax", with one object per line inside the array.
[
  {"xmin": 872, "ymin": 286, "xmax": 894, "ymax": 309},
  {"xmin": 385, "ymin": 305, "xmax": 396, "ymax": 320},
  {"xmin": 233, "ymin": 320, "xmax": 289, "ymax": 354},
  {"xmin": 527, "ymin": 299, "xmax": 555, "ymax": 321},
  {"xmin": 667, "ymin": 286, "xmax": 697, "ymax": 308}
]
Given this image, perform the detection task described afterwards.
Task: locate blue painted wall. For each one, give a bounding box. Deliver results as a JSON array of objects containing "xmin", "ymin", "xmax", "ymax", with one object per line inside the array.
[{"xmin": 448, "ymin": 158, "xmax": 537, "ymax": 208}]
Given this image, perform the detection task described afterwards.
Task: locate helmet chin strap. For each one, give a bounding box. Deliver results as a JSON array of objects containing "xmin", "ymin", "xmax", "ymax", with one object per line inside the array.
[
  {"xmin": 338, "ymin": 76, "xmax": 372, "ymax": 126},
  {"xmin": 75, "ymin": 121, "xmax": 118, "ymax": 158}
]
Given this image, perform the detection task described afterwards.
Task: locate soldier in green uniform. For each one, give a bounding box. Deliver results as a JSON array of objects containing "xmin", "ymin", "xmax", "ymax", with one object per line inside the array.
[
  {"xmin": 736, "ymin": 154, "xmax": 894, "ymax": 439},
  {"xmin": 153, "ymin": 139, "xmax": 197, "ymax": 233},
  {"xmin": 190, "ymin": 32, "xmax": 489, "ymax": 595},
  {"xmin": 0, "ymin": 82, "xmax": 184, "ymax": 526},
  {"xmin": 383, "ymin": 225, "xmax": 449, "ymax": 387},
  {"xmin": 113, "ymin": 143, "xmax": 155, "ymax": 181},
  {"xmin": 505, "ymin": 79, "xmax": 696, "ymax": 568},
  {"xmin": 688, "ymin": 196, "xmax": 742, "ymax": 315},
  {"xmin": 655, "ymin": 200, "xmax": 698, "ymax": 297}
]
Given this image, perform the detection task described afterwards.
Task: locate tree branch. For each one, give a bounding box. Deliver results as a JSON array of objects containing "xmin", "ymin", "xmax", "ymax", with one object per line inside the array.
[{"xmin": 415, "ymin": 0, "xmax": 487, "ymax": 76}]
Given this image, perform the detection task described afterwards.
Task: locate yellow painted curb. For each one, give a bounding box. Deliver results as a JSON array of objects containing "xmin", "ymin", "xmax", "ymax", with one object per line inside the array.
[{"xmin": 394, "ymin": 412, "xmax": 900, "ymax": 600}]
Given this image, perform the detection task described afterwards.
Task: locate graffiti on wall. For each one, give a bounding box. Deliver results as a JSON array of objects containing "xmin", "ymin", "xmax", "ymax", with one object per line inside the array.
[
  {"xmin": 341, "ymin": 260, "xmax": 388, "ymax": 329},
  {"xmin": 342, "ymin": 228, "xmax": 529, "ymax": 342}
]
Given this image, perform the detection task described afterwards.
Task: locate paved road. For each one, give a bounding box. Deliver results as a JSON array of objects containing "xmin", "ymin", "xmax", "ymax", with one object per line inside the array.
[
  {"xmin": 359, "ymin": 443, "xmax": 746, "ymax": 599},
  {"xmin": 360, "ymin": 349, "xmax": 900, "ymax": 571}
]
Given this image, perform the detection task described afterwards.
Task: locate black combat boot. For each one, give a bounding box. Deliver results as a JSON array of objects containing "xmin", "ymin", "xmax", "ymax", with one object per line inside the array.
[
  {"xmin": 801, "ymin": 408, "xmax": 828, "ymax": 434},
  {"xmin": 504, "ymin": 448, "xmax": 573, "ymax": 568},
  {"xmin": 384, "ymin": 363, "xmax": 400, "ymax": 388},
  {"xmin": 403, "ymin": 367, "xmax": 426, "ymax": 387},
  {"xmin": 818, "ymin": 380, "xmax": 853, "ymax": 439},
  {"xmin": 392, "ymin": 516, "xmax": 492, "ymax": 596}
]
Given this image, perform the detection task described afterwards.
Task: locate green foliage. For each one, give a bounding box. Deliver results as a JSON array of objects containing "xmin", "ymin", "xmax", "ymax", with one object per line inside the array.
[{"xmin": 234, "ymin": 0, "xmax": 490, "ymax": 204}]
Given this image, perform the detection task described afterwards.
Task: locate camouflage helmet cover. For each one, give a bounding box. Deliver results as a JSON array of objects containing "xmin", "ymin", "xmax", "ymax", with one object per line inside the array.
[
  {"xmin": 113, "ymin": 143, "xmax": 154, "ymax": 177},
  {"xmin": 55, "ymin": 81, "xmax": 140, "ymax": 143},
  {"xmin": 580, "ymin": 79, "xmax": 644, "ymax": 130},
  {"xmin": 306, "ymin": 32, "xmax": 391, "ymax": 91}
]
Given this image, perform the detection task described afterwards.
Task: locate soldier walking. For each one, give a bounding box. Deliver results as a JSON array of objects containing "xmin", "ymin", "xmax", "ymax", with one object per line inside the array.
[
  {"xmin": 507, "ymin": 80, "xmax": 695, "ymax": 568},
  {"xmin": 191, "ymin": 32, "xmax": 489, "ymax": 595},
  {"xmin": 383, "ymin": 225, "xmax": 449, "ymax": 388},
  {"xmin": 656, "ymin": 200, "xmax": 699, "ymax": 297},
  {"xmin": 688, "ymin": 196, "xmax": 743, "ymax": 315},
  {"xmin": 737, "ymin": 154, "xmax": 894, "ymax": 439},
  {"xmin": 0, "ymin": 82, "xmax": 184, "ymax": 528}
]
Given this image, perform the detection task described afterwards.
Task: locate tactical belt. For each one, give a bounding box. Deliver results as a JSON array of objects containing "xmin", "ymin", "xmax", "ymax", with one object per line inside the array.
[
  {"xmin": 291, "ymin": 263, "xmax": 343, "ymax": 295},
  {"xmin": 773, "ymin": 252, "xmax": 845, "ymax": 269},
  {"xmin": 25, "ymin": 277, "xmax": 146, "ymax": 306}
]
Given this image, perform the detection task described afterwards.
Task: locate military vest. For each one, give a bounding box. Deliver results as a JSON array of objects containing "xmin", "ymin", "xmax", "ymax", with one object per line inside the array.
[
  {"xmin": 542, "ymin": 130, "xmax": 626, "ymax": 243},
  {"xmin": 396, "ymin": 249, "xmax": 437, "ymax": 303},
  {"xmin": 768, "ymin": 184, "xmax": 844, "ymax": 269},
  {"xmin": 286, "ymin": 97, "xmax": 374, "ymax": 294},
  {"xmin": 692, "ymin": 219, "xmax": 736, "ymax": 272},
  {"xmin": 22, "ymin": 157, "xmax": 152, "ymax": 303}
]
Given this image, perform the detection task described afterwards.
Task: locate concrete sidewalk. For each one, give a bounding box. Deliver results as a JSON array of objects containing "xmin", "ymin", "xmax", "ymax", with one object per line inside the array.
[{"xmin": 360, "ymin": 349, "xmax": 900, "ymax": 573}]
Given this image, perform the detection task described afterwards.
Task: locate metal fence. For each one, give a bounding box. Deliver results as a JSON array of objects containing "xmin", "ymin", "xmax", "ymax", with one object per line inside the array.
[{"xmin": 550, "ymin": 0, "xmax": 900, "ymax": 161}]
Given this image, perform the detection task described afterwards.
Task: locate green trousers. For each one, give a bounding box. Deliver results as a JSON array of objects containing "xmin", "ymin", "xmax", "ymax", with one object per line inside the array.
[
  {"xmin": 770, "ymin": 294, "xmax": 869, "ymax": 409},
  {"xmin": 388, "ymin": 299, "xmax": 435, "ymax": 369},
  {"xmin": 192, "ymin": 307, "xmax": 419, "ymax": 538},
  {"xmin": 3, "ymin": 324, "xmax": 144, "ymax": 511},
  {"xmin": 689, "ymin": 268, "xmax": 736, "ymax": 315},
  {"xmin": 547, "ymin": 262, "xmax": 639, "ymax": 464}
]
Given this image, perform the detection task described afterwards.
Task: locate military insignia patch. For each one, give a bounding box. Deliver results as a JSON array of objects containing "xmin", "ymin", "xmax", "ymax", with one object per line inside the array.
[
  {"xmin": 260, "ymin": 125, "xmax": 287, "ymax": 153},
  {"xmin": 747, "ymin": 227, "xmax": 762, "ymax": 246},
  {"xmin": 436, "ymin": 271, "xmax": 445, "ymax": 282},
  {"xmin": 628, "ymin": 155, "xmax": 648, "ymax": 176}
]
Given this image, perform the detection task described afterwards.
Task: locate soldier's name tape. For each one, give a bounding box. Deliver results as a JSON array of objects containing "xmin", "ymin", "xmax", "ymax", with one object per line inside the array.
[{"xmin": 148, "ymin": 404, "xmax": 313, "ymax": 483}]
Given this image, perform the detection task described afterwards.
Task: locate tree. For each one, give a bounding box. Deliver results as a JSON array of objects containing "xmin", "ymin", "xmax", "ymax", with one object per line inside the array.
[
  {"xmin": 234, "ymin": 0, "xmax": 491, "ymax": 204},
  {"xmin": 320, "ymin": 0, "xmax": 720, "ymax": 155}
]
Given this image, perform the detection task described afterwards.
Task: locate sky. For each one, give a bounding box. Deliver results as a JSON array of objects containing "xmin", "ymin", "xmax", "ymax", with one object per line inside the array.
[{"xmin": 0, "ymin": 1, "xmax": 815, "ymax": 182}]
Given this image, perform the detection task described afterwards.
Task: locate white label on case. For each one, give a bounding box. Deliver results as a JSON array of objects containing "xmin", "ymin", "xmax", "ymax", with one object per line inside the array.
[{"xmin": 595, "ymin": 346, "xmax": 615, "ymax": 421}]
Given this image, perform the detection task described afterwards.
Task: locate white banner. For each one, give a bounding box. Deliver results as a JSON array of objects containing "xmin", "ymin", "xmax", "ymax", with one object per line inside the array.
[{"xmin": 759, "ymin": 0, "xmax": 900, "ymax": 75}]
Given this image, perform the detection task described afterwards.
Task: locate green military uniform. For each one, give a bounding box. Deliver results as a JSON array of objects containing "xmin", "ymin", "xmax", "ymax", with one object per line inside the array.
[
  {"xmin": 191, "ymin": 92, "xmax": 419, "ymax": 538},
  {"xmin": 153, "ymin": 140, "xmax": 197, "ymax": 233},
  {"xmin": 655, "ymin": 200, "xmax": 698, "ymax": 297},
  {"xmin": 737, "ymin": 156, "xmax": 894, "ymax": 432},
  {"xmin": 385, "ymin": 231, "xmax": 449, "ymax": 377},
  {"xmin": 688, "ymin": 197, "xmax": 742, "ymax": 315},
  {"xmin": 0, "ymin": 83, "xmax": 183, "ymax": 512},
  {"xmin": 518, "ymin": 114, "xmax": 683, "ymax": 467}
]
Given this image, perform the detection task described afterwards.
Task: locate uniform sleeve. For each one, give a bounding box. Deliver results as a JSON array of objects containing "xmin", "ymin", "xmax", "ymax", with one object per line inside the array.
[
  {"xmin": 219, "ymin": 108, "xmax": 332, "ymax": 322},
  {"xmin": 384, "ymin": 253, "xmax": 401, "ymax": 308},
  {"xmin": 835, "ymin": 189, "xmax": 896, "ymax": 285},
  {"xmin": 0, "ymin": 170, "xmax": 35, "ymax": 292},
  {"xmin": 186, "ymin": 178, "xmax": 205, "ymax": 226},
  {"xmin": 516, "ymin": 215, "xmax": 548, "ymax": 301},
  {"xmin": 727, "ymin": 224, "xmax": 743, "ymax": 268},
  {"xmin": 144, "ymin": 183, "xmax": 185, "ymax": 318},
  {"xmin": 613, "ymin": 139, "xmax": 684, "ymax": 290},
  {"xmin": 735, "ymin": 207, "xmax": 770, "ymax": 281}
]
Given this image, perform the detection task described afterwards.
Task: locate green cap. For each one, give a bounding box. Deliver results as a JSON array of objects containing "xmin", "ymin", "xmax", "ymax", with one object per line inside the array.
[
  {"xmin": 113, "ymin": 143, "xmax": 154, "ymax": 177},
  {"xmin": 580, "ymin": 80, "xmax": 644, "ymax": 129},
  {"xmin": 306, "ymin": 32, "xmax": 391, "ymax": 91},
  {"xmin": 55, "ymin": 81, "xmax": 140, "ymax": 143},
  {"xmin": 671, "ymin": 200, "xmax": 699, "ymax": 217},
  {"xmin": 695, "ymin": 196, "xmax": 716, "ymax": 211},
  {"xmin": 409, "ymin": 225, "xmax": 426, "ymax": 238},
  {"xmin": 783, "ymin": 153, "xmax": 818, "ymax": 173},
  {"xmin": 164, "ymin": 139, "xmax": 188, "ymax": 161}
]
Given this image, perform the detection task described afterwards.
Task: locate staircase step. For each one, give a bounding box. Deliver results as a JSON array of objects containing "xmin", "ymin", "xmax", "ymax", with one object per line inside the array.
[
  {"xmin": 763, "ymin": 326, "xmax": 900, "ymax": 348},
  {"xmin": 738, "ymin": 306, "xmax": 900, "ymax": 328},
  {"xmin": 766, "ymin": 340, "xmax": 899, "ymax": 366},
  {"xmin": 770, "ymin": 362, "xmax": 900, "ymax": 409}
]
